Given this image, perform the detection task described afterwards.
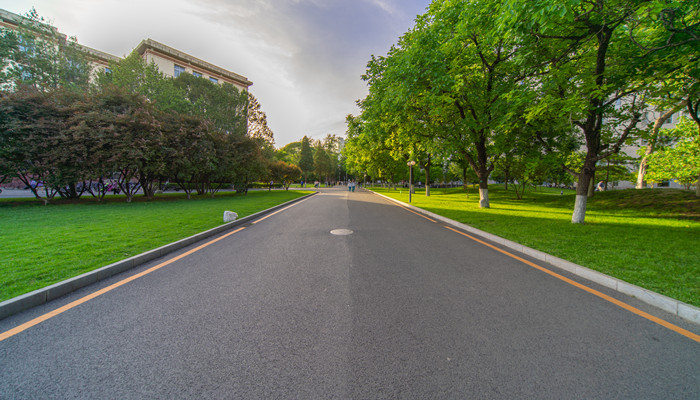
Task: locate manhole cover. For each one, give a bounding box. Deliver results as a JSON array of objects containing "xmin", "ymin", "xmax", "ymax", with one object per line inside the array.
[{"xmin": 330, "ymin": 229, "xmax": 353, "ymax": 236}]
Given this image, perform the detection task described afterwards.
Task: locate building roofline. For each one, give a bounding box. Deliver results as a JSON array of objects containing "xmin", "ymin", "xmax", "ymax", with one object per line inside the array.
[
  {"xmin": 134, "ymin": 38, "xmax": 253, "ymax": 88},
  {"xmin": 1, "ymin": 9, "xmax": 252, "ymax": 88},
  {"xmin": 75, "ymin": 43, "xmax": 120, "ymax": 64},
  {"xmin": 0, "ymin": 8, "xmax": 65, "ymax": 39}
]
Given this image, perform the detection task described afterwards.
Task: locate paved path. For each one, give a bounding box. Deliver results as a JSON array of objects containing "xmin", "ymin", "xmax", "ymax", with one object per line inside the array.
[{"xmin": 1, "ymin": 188, "xmax": 698, "ymax": 399}]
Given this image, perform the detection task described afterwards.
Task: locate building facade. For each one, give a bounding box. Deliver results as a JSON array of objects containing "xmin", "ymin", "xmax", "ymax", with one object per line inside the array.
[
  {"xmin": 135, "ymin": 39, "xmax": 252, "ymax": 91},
  {"xmin": 0, "ymin": 8, "xmax": 252, "ymax": 91}
]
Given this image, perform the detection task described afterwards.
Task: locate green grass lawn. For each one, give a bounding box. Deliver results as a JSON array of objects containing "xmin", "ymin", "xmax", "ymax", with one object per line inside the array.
[
  {"xmin": 0, "ymin": 190, "xmax": 308, "ymax": 302},
  {"xmin": 372, "ymin": 185, "xmax": 700, "ymax": 307}
]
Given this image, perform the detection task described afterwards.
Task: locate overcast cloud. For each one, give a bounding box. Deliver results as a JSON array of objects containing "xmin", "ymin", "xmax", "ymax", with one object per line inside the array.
[{"xmin": 3, "ymin": 0, "xmax": 430, "ymax": 146}]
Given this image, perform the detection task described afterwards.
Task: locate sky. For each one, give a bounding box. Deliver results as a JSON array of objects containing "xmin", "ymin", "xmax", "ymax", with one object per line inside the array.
[{"xmin": 3, "ymin": 0, "xmax": 431, "ymax": 147}]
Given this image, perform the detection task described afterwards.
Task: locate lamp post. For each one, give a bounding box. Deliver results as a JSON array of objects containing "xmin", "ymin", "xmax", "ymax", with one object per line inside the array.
[{"xmin": 407, "ymin": 161, "xmax": 416, "ymax": 203}]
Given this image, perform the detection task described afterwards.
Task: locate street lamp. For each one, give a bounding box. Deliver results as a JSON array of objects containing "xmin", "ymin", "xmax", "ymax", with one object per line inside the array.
[{"xmin": 407, "ymin": 161, "xmax": 416, "ymax": 203}]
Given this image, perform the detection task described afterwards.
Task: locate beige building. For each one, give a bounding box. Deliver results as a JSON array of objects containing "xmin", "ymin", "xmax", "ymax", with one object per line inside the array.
[
  {"xmin": 135, "ymin": 39, "xmax": 252, "ymax": 91},
  {"xmin": 0, "ymin": 8, "xmax": 252, "ymax": 91}
]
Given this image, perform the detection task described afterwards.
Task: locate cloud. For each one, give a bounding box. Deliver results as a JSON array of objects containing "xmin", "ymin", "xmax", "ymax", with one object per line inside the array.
[{"xmin": 365, "ymin": 0, "xmax": 395, "ymax": 15}]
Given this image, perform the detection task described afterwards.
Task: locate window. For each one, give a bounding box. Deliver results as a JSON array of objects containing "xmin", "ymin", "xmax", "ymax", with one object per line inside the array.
[
  {"xmin": 18, "ymin": 35, "xmax": 34, "ymax": 55},
  {"xmin": 174, "ymin": 64, "xmax": 185, "ymax": 77},
  {"xmin": 209, "ymin": 77, "xmax": 218, "ymax": 83},
  {"xmin": 192, "ymin": 71, "xmax": 202, "ymax": 78}
]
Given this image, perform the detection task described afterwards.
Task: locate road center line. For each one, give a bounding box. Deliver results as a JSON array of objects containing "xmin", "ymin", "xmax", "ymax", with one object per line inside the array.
[
  {"xmin": 444, "ymin": 225, "xmax": 700, "ymax": 344},
  {"xmin": 374, "ymin": 194, "xmax": 438, "ymax": 223},
  {"xmin": 251, "ymin": 194, "xmax": 314, "ymax": 224},
  {"xmin": 0, "ymin": 226, "xmax": 247, "ymax": 343}
]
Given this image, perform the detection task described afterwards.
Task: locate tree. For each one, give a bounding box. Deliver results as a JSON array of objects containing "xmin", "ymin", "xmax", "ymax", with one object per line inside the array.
[
  {"xmin": 636, "ymin": 102, "xmax": 686, "ymax": 188},
  {"xmin": 276, "ymin": 141, "xmax": 302, "ymax": 164},
  {"xmin": 98, "ymin": 52, "xmax": 189, "ymax": 113},
  {"xmin": 76, "ymin": 86, "xmax": 162, "ymax": 202},
  {"xmin": 299, "ymin": 136, "xmax": 314, "ymax": 185},
  {"xmin": 322, "ymin": 134, "xmax": 343, "ymax": 184},
  {"xmin": 160, "ymin": 112, "xmax": 215, "ymax": 199},
  {"xmin": 344, "ymin": 114, "xmax": 407, "ymax": 188},
  {"xmin": 646, "ymin": 118, "xmax": 700, "ymax": 192},
  {"xmin": 0, "ymin": 8, "xmax": 91, "ymax": 92},
  {"xmin": 247, "ymin": 92, "xmax": 274, "ymax": 145},
  {"xmin": 269, "ymin": 161, "xmax": 302, "ymax": 190},
  {"xmin": 359, "ymin": 0, "xmax": 542, "ymax": 208},
  {"xmin": 503, "ymin": 0, "xmax": 700, "ymax": 222},
  {"xmin": 0, "ymin": 85, "xmax": 65, "ymax": 202},
  {"xmin": 313, "ymin": 142, "xmax": 333, "ymax": 184},
  {"xmin": 173, "ymin": 72, "xmax": 248, "ymax": 137},
  {"xmin": 100, "ymin": 56, "xmax": 253, "ymax": 197}
]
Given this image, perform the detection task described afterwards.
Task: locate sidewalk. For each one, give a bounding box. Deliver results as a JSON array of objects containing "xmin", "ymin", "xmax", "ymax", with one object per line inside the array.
[
  {"xmin": 0, "ymin": 188, "xmax": 36, "ymax": 198},
  {"xmin": 0, "ymin": 188, "xmax": 240, "ymax": 199}
]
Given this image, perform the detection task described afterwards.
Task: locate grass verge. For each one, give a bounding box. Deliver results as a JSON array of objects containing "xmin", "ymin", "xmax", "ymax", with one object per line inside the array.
[
  {"xmin": 0, "ymin": 190, "xmax": 308, "ymax": 302},
  {"xmin": 372, "ymin": 185, "xmax": 700, "ymax": 308}
]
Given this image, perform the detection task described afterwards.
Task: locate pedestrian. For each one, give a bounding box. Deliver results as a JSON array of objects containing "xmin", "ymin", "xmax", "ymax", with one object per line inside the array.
[{"xmin": 597, "ymin": 181, "xmax": 605, "ymax": 191}]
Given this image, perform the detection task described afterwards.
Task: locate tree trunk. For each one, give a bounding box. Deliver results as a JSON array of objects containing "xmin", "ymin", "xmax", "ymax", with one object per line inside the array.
[
  {"xmin": 479, "ymin": 183, "xmax": 489, "ymax": 208},
  {"xmin": 636, "ymin": 145, "xmax": 652, "ymax": 189},
  {"xmin": 140, "ymin": 178, "xmax": 155, "ymax": 198},
  {"xmin": 462, "ymin": 167, "xmax": 468, "ymax": 191},
  {"xmin": 571, "ymin": 25, "xmax": 614, "ymax": 223},
  {"xmin": 573, "ymin": 165, "xmax": 595, "ymax": 224},
  {"xmin": 572, "ymin": 194, "xmax": 588, "ymax": 224},
  {"xmin": 424, "ymin": 167, "xmax": 430, "ymax": 197},
  {"xmin": 67, "ymin": 182, "xmax": 79, "ymax": 199},
  {"xmin": 16, "ymin": 173, "xmax": 42, "ymax": 200},
  {"xmin": 464, "ymin": 136, "xmax": 492, "ymax": 208},
  {"xmin": 478, "ymin": 167, "xmax": 490, "ymax": 208}
]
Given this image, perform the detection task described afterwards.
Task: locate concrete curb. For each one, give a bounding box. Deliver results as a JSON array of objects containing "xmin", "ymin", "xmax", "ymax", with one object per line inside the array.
[
  {"xmin": 0, "ymin": 191, "xmax": 317, "ymax": 320},
  {"xmin": 372, "ymin": 191, "xmax": 700, "ymax": 326}
]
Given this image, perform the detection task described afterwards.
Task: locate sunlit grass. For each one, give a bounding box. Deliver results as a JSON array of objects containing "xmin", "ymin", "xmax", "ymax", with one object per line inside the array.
[
  {"xmin": 0, "ymin": 190, "xmax": 308, "ymax": 302},
  {"xmin": 373, "ymin": 185, "xmax": 700, "ymax": 307}
]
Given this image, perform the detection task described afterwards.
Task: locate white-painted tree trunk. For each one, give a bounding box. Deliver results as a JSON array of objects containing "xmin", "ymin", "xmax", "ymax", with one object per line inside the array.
[
  {"xmin": 479, "ymin": 188, "xmax": 490, "ymax": 208},
  {"xmin": 572, "ymin": 195, "xmax": 587, "ymax": 224}
]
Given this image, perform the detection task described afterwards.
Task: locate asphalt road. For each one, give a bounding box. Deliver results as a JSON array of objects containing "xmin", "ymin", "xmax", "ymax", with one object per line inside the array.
[{"xmin": 1, "ymin": 188, "xmax": 699, "ymax": 399}]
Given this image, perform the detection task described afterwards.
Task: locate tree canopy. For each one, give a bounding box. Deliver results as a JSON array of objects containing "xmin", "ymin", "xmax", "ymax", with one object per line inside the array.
[
  {"xmin": 0, "ymin": 10, "xmax": 281, "ymax": 202},
  {"xmin": 345, "ymin": 0, "xmax": 700, "ymax": 223}
]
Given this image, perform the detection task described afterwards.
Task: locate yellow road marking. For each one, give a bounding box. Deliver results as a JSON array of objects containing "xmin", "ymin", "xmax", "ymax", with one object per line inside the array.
[
  {"xmin": 0, "ymin": 227, "xmax": 246, "ymax": 343},
  {"xmin": 444, "ymin": 226, "xmax": 700, "ymax": 344}
]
